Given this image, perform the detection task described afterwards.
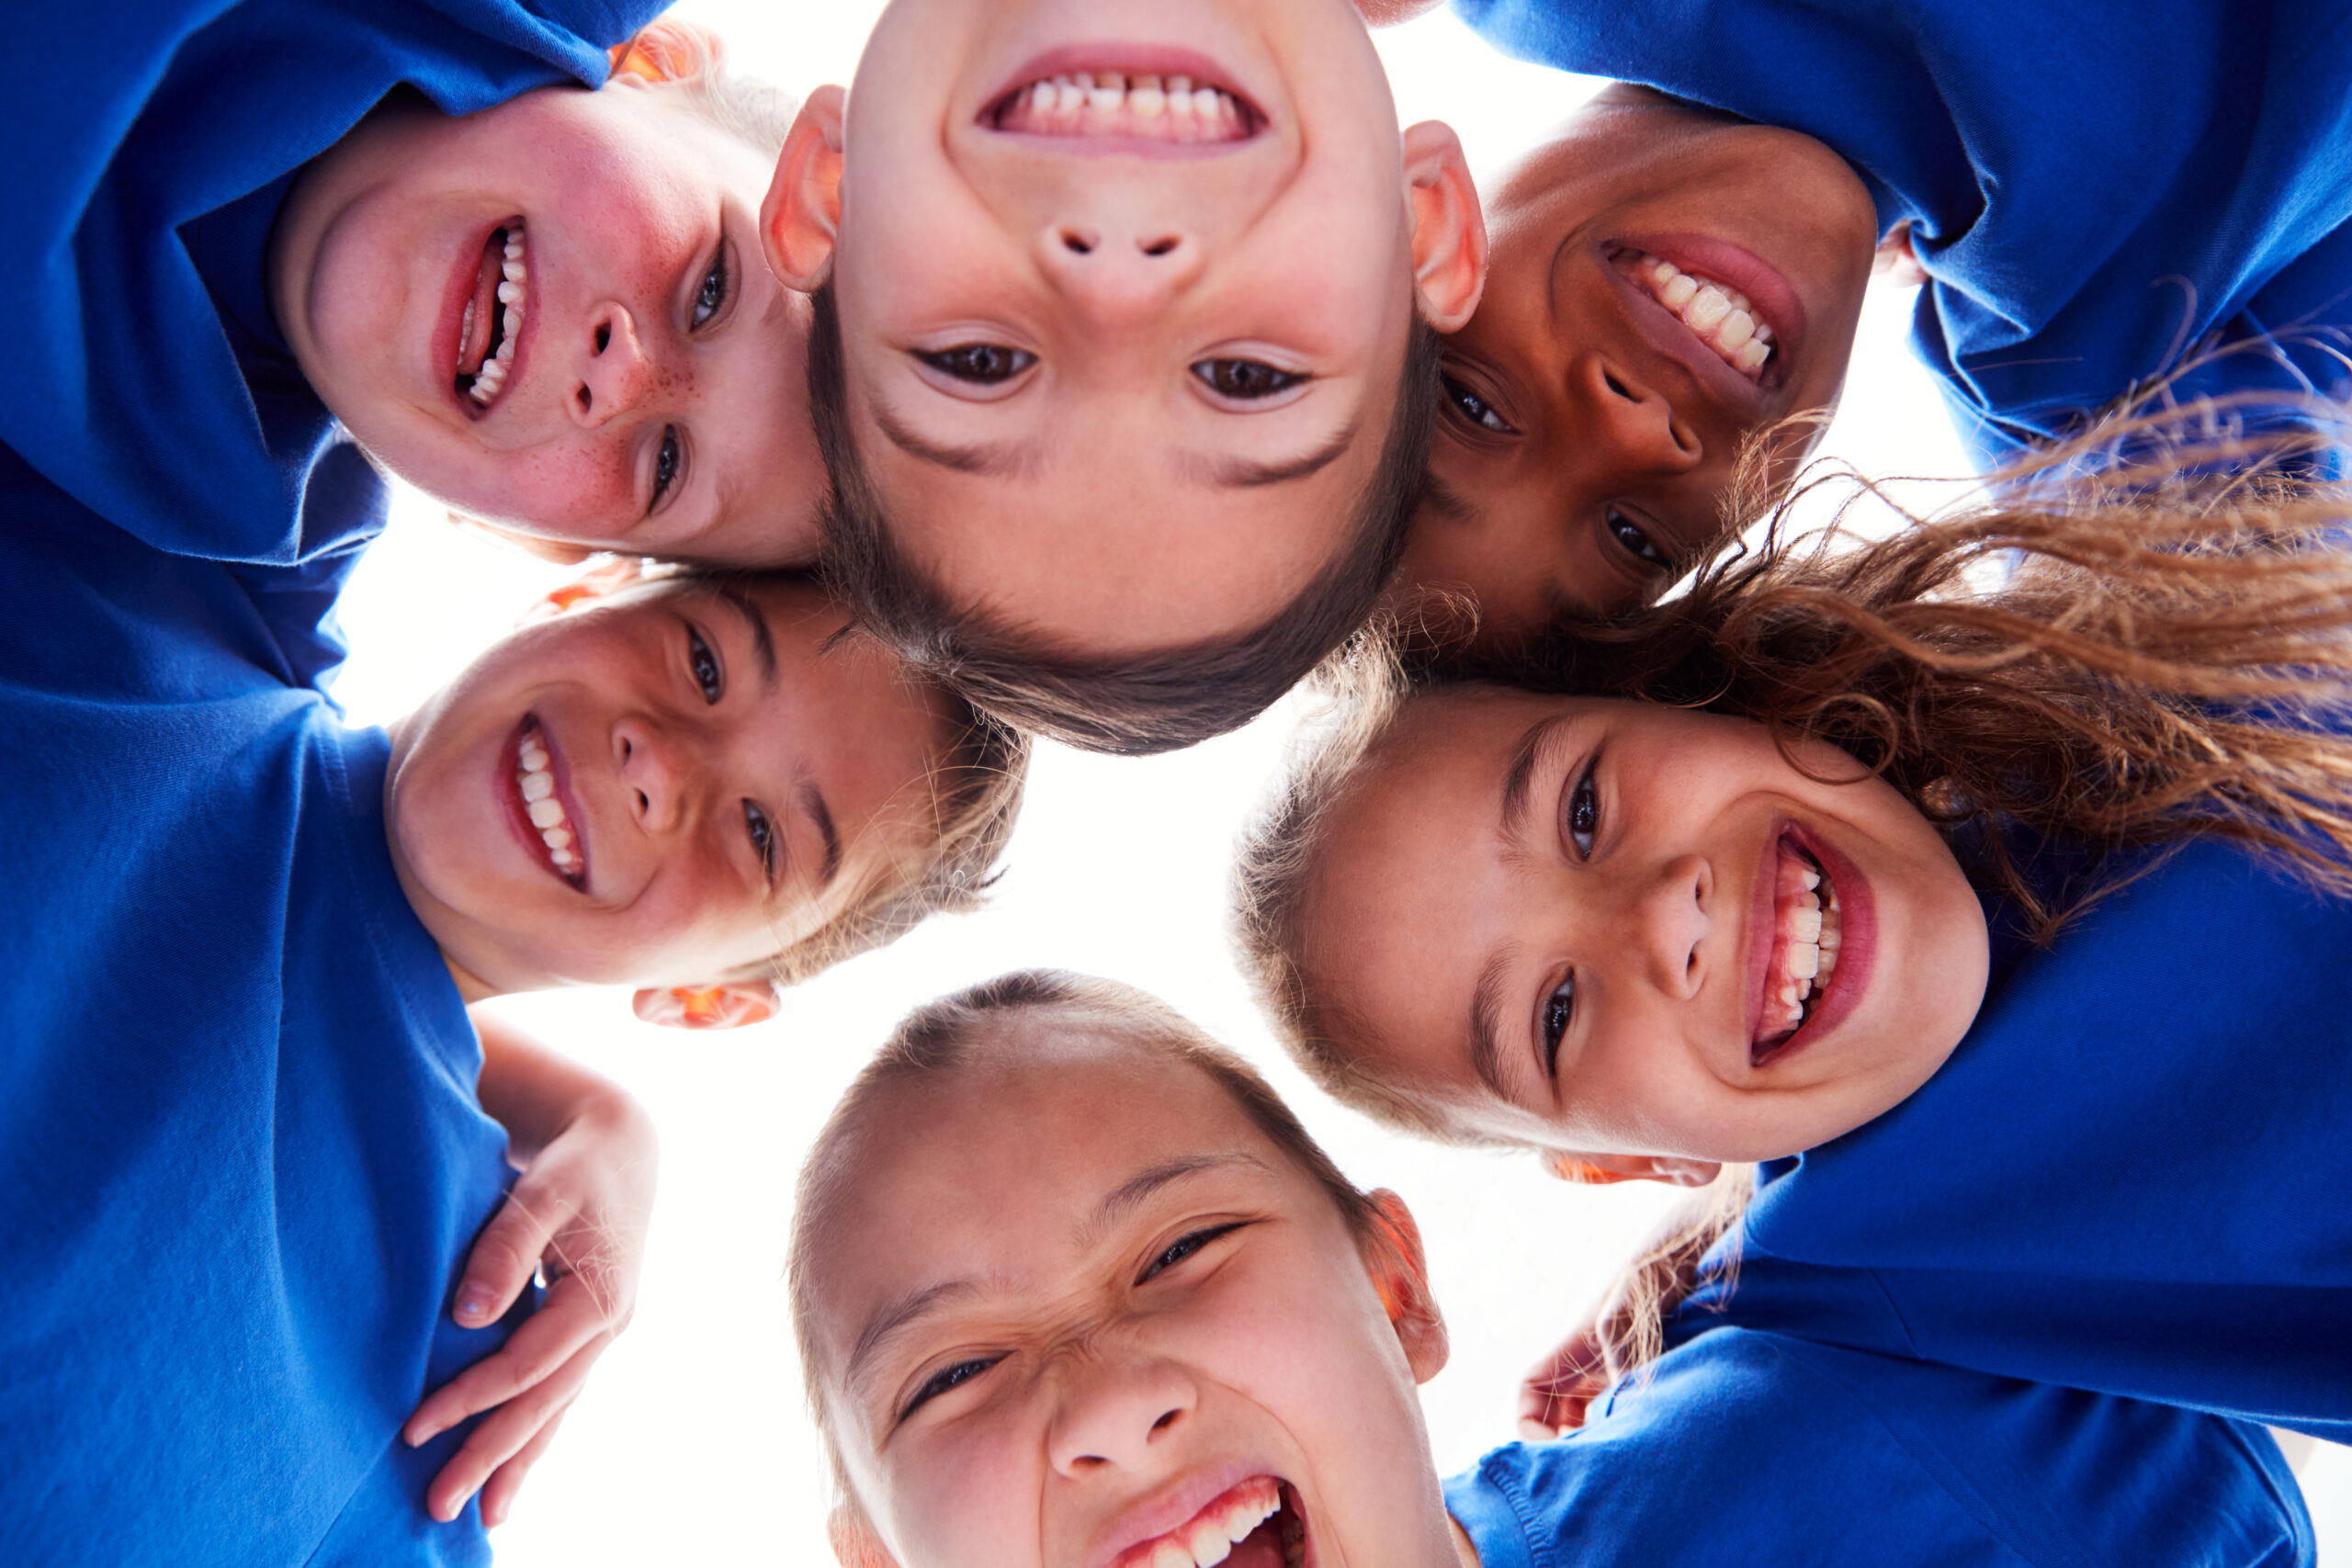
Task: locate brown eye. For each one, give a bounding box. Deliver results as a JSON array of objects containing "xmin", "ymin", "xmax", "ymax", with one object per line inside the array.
[
  {"xmin": 919, "ymin": 344, "xmax": 1035, "ymax": 382},
  {"xmin": 1193, "ymin": 359, "xmax": 1305, "ymax": 400},
  {"xmin": 1607, "ymin": 508, "xmax": 1672, "ymax": 569}
]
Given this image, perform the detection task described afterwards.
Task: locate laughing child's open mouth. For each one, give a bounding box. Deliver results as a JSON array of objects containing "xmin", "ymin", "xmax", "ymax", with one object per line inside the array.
[
  {"xmin": 1612, "ymin": 245, "xmax": 1777, "ymax": 380},
  {"xmin": 457, "ymin": 220, "xmax": 528, "ymax": 408},
  {"xmin": 1754, "ymin": 832, "xmax": 1840, "ymax": 1065},
  {"xmin": 1112, "ymin": 1475, "xmax": 1307, "ymax": 1568}
]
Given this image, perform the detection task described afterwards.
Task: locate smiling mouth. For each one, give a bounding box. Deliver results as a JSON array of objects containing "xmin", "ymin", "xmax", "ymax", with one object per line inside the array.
[
  {"xmin": 988, "ymin": 70, "xmax": 1259, "ymax": 143},
  {"xmin": 457, "ymin": 220, "xmax": 528, "ymax": 409},
  {"xmin": 514, "ymin": 716, "xmax": 585, "ymax": 889},
  {"xmin": 1112, "ymin": 1476, "xmax": 1305, "ymax": 1568},
  {"xmin": 1753, "ymin": 834, "xmax": 1841, "ymax": 1065},
  {"xmin": 1611, "ymin": 246, "xmax": 1776, "ymax": 381}
]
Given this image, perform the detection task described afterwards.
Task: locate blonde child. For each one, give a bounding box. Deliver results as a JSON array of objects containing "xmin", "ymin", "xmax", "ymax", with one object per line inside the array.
[{"xmin": 783, "ymin": 971, "xmax": 2309, "ymax": 1567}]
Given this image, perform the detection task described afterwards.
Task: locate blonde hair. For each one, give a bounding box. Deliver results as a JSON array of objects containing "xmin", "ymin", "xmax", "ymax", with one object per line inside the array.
[{"xmin": 785, "ymin": 972, "xmax": 1386, "ymax": 1543}]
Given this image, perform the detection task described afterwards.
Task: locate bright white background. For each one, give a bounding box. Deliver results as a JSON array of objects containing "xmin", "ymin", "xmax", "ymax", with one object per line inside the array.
[{"xmin": 328, "ymin": 5, "xmax": 2351, "ymax": 1558}]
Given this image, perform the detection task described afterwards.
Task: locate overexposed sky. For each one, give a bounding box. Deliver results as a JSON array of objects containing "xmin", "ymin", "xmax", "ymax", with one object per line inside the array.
[{"xmin": 328, "ymin": 4, "xmax": 2346, "ymax": 1559}]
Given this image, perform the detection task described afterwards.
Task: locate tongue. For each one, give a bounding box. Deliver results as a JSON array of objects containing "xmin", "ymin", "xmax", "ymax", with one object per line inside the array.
[
  {"xmin": 458, "ymin": 231, "xmax": 504, "ymax": 378},
  {"xmin": 1227, "ymin": 1516, "xmax": 1286, "ymax": 1568}
]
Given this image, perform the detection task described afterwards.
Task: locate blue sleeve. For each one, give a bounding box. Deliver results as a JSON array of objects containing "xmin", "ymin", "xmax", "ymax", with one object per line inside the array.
[
  {"xmin": 0, "ymin": 0, "xmax": 662, "ymax": 564},
  {"xmin": 1450, "ymin": 0, "xmax": 2352, "ymax": 468},
  {"xmin": 1444, "ymin": 1330, "xmax": 2310, "ymax": 1567},
  {"xmin": 1729, "ymin": 838, "xmax": 2352, "ymax": 1433}
]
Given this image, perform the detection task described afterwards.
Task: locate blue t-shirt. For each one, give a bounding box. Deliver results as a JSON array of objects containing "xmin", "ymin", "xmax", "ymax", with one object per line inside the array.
[
  {"xmin": 2, "ymin": 0, "xmax": 662, "ymax": 565},
  {"xmin": 1452, "ymin": 0, "xmax": 2352, "ymax": 469},
  {"xmin": 1684, "ymin": 833, "xmax": 2352, "ymax": 1440},
  {"xmin": 1445, "ymin": 1327, "xmax": 2311, "ymax": 1567},
  {"xmin": 0, "ymin": 444, "xmax": 526, "ymax": 1566}
]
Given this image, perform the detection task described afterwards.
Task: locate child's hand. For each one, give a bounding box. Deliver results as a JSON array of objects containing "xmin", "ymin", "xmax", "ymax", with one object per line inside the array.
[
  {"xmin": 405, "ymin": 1020, "xmax": 659, "ymax": 1527},
  {"xmin": 1518, "ymin": 1320, "xmax": 1613, "ymax": 1440}
]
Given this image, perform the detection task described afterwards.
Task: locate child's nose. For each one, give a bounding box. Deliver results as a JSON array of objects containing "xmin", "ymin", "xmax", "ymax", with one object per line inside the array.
[
  {"xmin": 614, "ymin": 717, "xmax": 688, "ymax": 833},
  {"xmin": 1574, "ymin": 356, "xmax": 1702, "ymax": 479},
  {"xmin": 1035, "ymin": 221, "xmax": 1204, "ymax": 333},
  {"xmin": 1630, "ymin": 853, "xmax": 1712, "ymax": 998},
  {"xmin": 572, "ymin": 304, "xmax": 658, "ymax": 429},
  {"xmin": 1044, "ymin": 1354, "xmax": 1199, "ymax": 1479}
]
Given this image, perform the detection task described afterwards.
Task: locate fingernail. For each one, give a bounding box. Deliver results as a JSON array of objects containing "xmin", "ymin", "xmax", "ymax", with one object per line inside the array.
[{"xmin": 457, "ymin": 1292, "xmax": 490, "ymax": 1323}]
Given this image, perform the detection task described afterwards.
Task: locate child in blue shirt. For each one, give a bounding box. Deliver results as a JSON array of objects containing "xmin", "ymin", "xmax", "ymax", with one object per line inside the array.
[
  {"xmin": 1234, "ymin": 434, "xmax": 2352, "ymax": 1442},
  {"xmin": 10, "ymin": 4, "xmax": 829, "ymax": 570},
  {"xmin": 779, "ymin": 970, "xmax": 2312, "ymax": 1568},
  {"xmin": 761, "ymin": 0, "xmax": 1491, "ymax": 753},
  {"xmin": 0, "ymin": 436, "xmax": 1026, "ymax": 1565},
  {"xmin": 1362, "ymin": 0, "xmax": 2352, "ymax": 647}
]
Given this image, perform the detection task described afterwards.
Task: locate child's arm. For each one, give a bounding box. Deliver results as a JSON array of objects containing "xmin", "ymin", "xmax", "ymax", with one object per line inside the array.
[{"xmin": 402, "ymin": 1014, "xmax": 659, "ymax": 1526}]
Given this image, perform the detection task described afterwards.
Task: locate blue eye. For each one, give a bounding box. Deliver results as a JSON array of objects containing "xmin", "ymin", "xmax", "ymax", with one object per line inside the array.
[
  {"xmin": 1193, "ymin": 359, "xmax": 1306, "ymax": 400},
  {"xmin": 1441, "ymin": 372, "xmax": 1515, "ymax": 434},
  {"xmin": 743, "ymin": 800, "xmax": 776, "ymax": 878},
  {"xmin": 1606, "ymin": 508, "xmax": 1671, "ymax": 569},
  {"xmin": 651, "ymin": 425, "xmax": 684, "ymax": 509},
  {"xmin": 901, "ymin": 1356, "xmax": 1002, "ymax": 1419},
  {"xmin": 686, "ymin": 626, "xmax": 722, "ymax": 704},
  {"xmin": 1565, "ymin": 762, "xmax": 1600, "ymax": 856},
  {"xmin": 1541, "ymin": 976, "xmax": 1575, "ymax": 1076},
  {"xmin": 692, "ymin": 247, "xmax": 729, "ymax": 329},
  {"xmin": 920, "ymin": 344, "xmax": 1035, "ymax": 383}
]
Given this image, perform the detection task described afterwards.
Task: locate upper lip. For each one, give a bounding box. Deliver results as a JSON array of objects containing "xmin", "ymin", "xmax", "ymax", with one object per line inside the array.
[{"xmin": 1081, "ymin": 1464, "xmax": 1281, "ymax": 1568}]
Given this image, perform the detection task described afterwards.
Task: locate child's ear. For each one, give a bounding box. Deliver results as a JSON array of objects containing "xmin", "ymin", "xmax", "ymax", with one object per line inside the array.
[
  {"xmin": 1362, "ymin": 1189, "xmax": 1450, "ymax": 1382},
  {"xmin": 1400, "ymin": 119, "xmax": 1487, "ymax": 333},
  {"xmin": 1542, "ymin": 1150, "xmax": 1723, "ymax": 1189},
  {"xmin": 826, "ymin": 1501, "xmax": 901, "ymax": 1568},
  {"xmin": 607, "ymin": 18, "xmax": 724, "ymax": 85},
  {"xmin": 763, "ymin": 85, "xmax": 848, "ymax": 292},
  {"xmin": 632, "ymin": 981, "xmax": 785, "ymax": 1031}
]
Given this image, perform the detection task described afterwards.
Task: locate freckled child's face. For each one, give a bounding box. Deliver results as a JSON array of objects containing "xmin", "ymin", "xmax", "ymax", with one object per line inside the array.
[
  {"xmin": 1399, "ymin": 92, "xmax": 1878, "ymax": 644},
  {"xmin": 829, "ymin": 0, "xmax": 1432, "ymax": 656},
  {"xmin": 272, "ymin": 83, "xmax": 825, "ymax": 566},
  {"xmin": 805, "ymin": 1031, "xmax": 1460, "ymax": 1568},
  {"xmin": 1302, "ymin": 689, "xmax": 1990, "ymax": 1164},
  {"xmin": 384, "ymin": 577, "xmax": 950, "ymax": 993}
]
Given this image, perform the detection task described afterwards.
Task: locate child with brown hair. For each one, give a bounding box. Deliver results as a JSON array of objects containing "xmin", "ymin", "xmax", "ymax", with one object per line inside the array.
[{"xmin": 1234, "ymin": 424, "xmax": 2352, "ymax": 1444}]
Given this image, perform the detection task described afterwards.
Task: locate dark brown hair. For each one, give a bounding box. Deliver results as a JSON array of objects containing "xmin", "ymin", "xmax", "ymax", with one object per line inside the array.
[{"xmin": 806, "ymin": 283, "xmax": 1443, "ymax": 755}]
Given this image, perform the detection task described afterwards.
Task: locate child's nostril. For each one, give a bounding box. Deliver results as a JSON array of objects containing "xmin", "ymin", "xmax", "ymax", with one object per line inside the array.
[
  {"xmin": 1141, "ymin": 238, "xmax": 1178, "ymax": 257},
  {"xmin": 1060, "ymin": 231, "xmax": 1094, "ymax": 255},
  {"xmin": 595, "ymin": 323, "xmax": 611, "ymax": 354},
  {"xmin": 576, "ymin": 386, "xmax": 593, "ymax": 414},
  {"xmin": 1603, "ymin": 370, "xmax": 1632, "ymax": 399}
]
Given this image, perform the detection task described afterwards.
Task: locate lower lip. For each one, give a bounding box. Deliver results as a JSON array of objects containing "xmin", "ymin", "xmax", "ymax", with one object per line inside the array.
[
  {"xmin": 435, "ymin": 220, "xmax": 504, "ymax": 413},
  {"xmin": 1753, "ymin": 823, "xmax": 1875, "ymax": 1067},
  {"xmin": 497, "ymin": 716, "xmax": 583, "ymax": 890}
]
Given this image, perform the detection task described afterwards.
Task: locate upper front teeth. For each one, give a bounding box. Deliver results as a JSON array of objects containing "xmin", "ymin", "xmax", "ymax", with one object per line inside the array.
[
  {"xmin": 516, "ymin": 727, "xmax": 576, "ymax": 873},
  {"xmin": 1766, "ymin": 856, "xmax": 1839, "ymax": 1034},
  {"xmin": 1140, "ymin": 1478, "xmax": 1281, "ymax": 1568},
  {"xmin": 1624, "ymin": 250, "xmax": 1774, "ymax": 378},
  {"xmin": 468, "ymin": 223, "xmax": 527, "ymax": 406},
  {"xmin": 1001, "ymin": 72, "xmax": 1247, "ymax": 141}
]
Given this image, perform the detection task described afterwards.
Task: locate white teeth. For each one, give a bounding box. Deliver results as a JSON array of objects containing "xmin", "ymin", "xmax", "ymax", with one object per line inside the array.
[
  {"xmin": 1791, "ymin": 903, "xmax": 1822, "ymax": 942},
  {"xmin": 1623, "ymin": 250, "xmax": 1779, "ymax": 381},
  {"xmin": 1186, "ymin": 1519, "xmax": 1233, "ymax": 1566},
  {"xmin": 520, "ymin": 770, "xmax": 554, "ymax": 803},
  {"xmin": 1191, "ymin": 85, "xmax": 1222, "ymax": 119},
  {"xmin": 1131, "ymin": 76, "xmax": 1166, "ymax": 116},
  {"xmin": 1661, "ymin": 272, "xmax": 1698, "ymax": 309},
  {"xmin": 1147, "ymin": 1541, "xmax": 1191, "ymax": 1568},
  {"xmin": 1057, "ymin": 78, "xmax": 1085, "ymax": 114},
  {"xmin": 1685, "ymin": 285, "xmax": 1731, "ymax": 330},
  {"xmin": 1736, "ymin": 339, "xmax": 1770, "ymax": 371},
  {"xmin": 519, "ymin": 743, "xmax": 548, "ymax": 772},
  {"xmin": 526, "ymin": 796, "xmax": 564, "ymax": 829},
  {"xmin": 1799, "ymin": 864, "xmax": 1820, "ymax": 891},
  {"xmin": 1789, "ymin": 942, "xmax": 1820, "ymax": 979},
  {"xmin": 1716, "ymin": 309, "xmax": 1756, "ymax": 350},
  {"xmin": 540, "ymin": 826, "xmax": 571, "ymax": 851}
]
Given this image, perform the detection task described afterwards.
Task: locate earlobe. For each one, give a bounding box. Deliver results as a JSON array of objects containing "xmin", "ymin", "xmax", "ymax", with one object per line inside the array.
[
  {"xmin": 1399, "ymin": 119, "xmax": 1487, "ymax": 333},
  {"xmin": 631, "ymin": 980, "xmax": 784, "ymax": 1031},
  {"xmin": 1363, "ymin": 1189, "xmax": 1450, "ymax": 1382},
  {"xmin": 826, "ymin": 1503, "xmax": 900, "ymax": 1568},
  {"xmin": 1543, "ymin": 1150, "xmax": 1723, "ymax": 1189},
  {"xmin": 763, "ymin": 85, "xmax": 848, "ymax": 292},
  {"xmin": 607, "ymin": 18, "xmax": 725, "ymax": 85}
]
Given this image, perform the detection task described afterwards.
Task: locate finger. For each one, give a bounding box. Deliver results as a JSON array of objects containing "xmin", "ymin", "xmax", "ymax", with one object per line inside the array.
[
  {"xmin": 423, "ymin": 1342, "xmax": 603, "ymax": 1523},
  {"xmin": 478, "ymin": 1408, "xmax": 571, "ymax": 1529},
  {"xmin": 405, "ymin": 1282, "xmax": 609, "ymax": 1445},
  {"xmin": 453, "ymin": 1182, "xmax": 575, "ymax": 1328}
]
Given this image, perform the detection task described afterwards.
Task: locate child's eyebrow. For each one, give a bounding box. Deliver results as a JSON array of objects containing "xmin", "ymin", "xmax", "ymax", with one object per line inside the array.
[
  {"xmin": 1180, "ymin": 419, "xmax": 1360, "ymax": 490},
  {"xmin": 799, "ymin": 778, "xmax": 842, "ymax": 890},
  {"xmin": 874, "ymin": 406, "xmax": 1035, "ymax": 478},
  {"xmin": 710, "ymin": 585, "xmax": 779, "ymax": 691}
]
